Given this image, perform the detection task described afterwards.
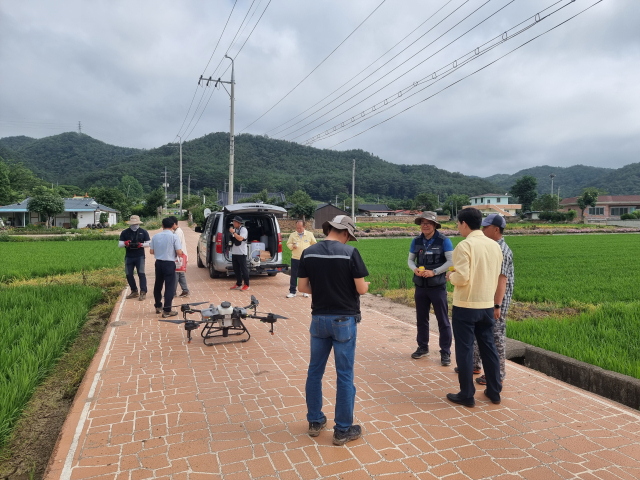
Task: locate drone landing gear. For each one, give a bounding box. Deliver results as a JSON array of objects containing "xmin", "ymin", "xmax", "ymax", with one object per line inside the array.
[{"xmin": 201, "ymin": 319, "xmax": 251, "ymax": 346}]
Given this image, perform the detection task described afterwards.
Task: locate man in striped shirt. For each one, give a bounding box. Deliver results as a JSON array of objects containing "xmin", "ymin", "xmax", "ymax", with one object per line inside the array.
[{"xmin": 472, "ymin": 214, "xmax": 514, "ymax": 385}]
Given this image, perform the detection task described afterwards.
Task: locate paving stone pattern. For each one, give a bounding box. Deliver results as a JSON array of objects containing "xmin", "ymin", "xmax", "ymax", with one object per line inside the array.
[{"xmin": 48, "ymin": 224, "xmax": 640, "ymax": 480}]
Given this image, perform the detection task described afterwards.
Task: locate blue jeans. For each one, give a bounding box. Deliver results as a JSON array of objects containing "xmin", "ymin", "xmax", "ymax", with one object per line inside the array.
[
  {"xmin": 305, "ymin": 315, "xmax": 358, "ymax": 432},
  {"xmin": 124, "ymin": 255, "xmax": 147, "ymax": 293}
]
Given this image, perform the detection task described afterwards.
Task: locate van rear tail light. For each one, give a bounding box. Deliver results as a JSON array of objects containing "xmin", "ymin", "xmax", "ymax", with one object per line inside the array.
[
  {"xmin": 215, "ymin": 233, "xmax": 223, "ymax": 254},
  {"xmin": 278, "ymin": 233, "xmax": 282, "ymax": 253}
]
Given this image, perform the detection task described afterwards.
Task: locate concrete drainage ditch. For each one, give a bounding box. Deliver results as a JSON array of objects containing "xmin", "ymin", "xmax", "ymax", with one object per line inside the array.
[{"xmin": 506, "ymin": 338, "xmax": 640, "ymax": 410}]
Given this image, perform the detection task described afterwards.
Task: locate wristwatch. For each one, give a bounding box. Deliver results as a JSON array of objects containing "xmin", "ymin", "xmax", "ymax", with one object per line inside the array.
[{"xmin": 494, "ymin": 304, "xmax": 501, "ymax": 309}]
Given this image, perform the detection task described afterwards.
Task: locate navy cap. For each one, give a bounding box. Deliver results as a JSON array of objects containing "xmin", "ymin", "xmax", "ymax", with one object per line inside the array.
[{"xmin": 481, "ymin": 213, "xmax": 506, "ymax": 229}]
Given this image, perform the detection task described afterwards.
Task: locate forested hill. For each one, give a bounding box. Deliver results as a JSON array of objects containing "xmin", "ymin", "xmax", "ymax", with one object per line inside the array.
[
  {"xmin": 0, "ymin": 132, "xmax": 500, "ymax": 199},
  {"xmin": 485, "ymin": 165, "xmax": 614, "ymax": 197},
  {"xmin": 0, "ymin": 133, "xmax": 142, "ymax": 184}
]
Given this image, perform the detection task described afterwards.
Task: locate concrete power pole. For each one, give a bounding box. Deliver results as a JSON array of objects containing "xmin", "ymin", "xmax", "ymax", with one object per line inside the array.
[
  {"xmin": 163, "ymin": 167, "xmax": 168, "ymax": 213},
  {"xmin": 351, "ymin": 159, "xmax": 356, "ymax": 226},
  {"xmin": 188, "ymin": 174, "xmax": 191, "ymax": 200},
  {"xmin": 550, "ymin": 174, "xmax": 556, "ymax": 197},
  {"xmin": 178, "ymin": 137, "xmax": 183, "ymax": 216}
]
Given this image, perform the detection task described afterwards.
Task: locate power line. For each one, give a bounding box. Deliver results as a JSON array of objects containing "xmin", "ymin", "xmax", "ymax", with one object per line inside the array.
[
  {"xmin": 174, "ymin": 0, "xmax": 239, "ymax": 142},
  {"xmin": 239, "ymin": 0, "xmax": 389, "ymax": 133},
  {"xmin": 265, "ymin": 0, "xmax": 459, "ymax": 137},
  {"xmin": 323, "ymin": 0, "xmax": 604, "ymax": 149},
  {"xmin": 284, "ymin": 0, "xmax": 515, "ymax": 142},
  {"xmin": 302, "ymin": 0, "xmax": 573, "ymax": 145}
]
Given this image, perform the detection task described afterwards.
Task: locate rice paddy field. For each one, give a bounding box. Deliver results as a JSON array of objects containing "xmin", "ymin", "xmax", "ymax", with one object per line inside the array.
[
  {"xmin": 0, "ymin": 240, "xmax": 124, "ymax": 448},
  {"xmin": 282, "ymin": 233, "xmax": 640, "ymax": 379},
  {"xmin": 0, "ymin": 241, "xmax": 122, "ymax": 282}
]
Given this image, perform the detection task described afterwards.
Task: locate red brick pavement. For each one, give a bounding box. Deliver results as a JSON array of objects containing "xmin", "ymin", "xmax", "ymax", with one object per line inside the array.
[{"xmin": 47, "ymin": 224, "xmax": 640, "ymax": 480}]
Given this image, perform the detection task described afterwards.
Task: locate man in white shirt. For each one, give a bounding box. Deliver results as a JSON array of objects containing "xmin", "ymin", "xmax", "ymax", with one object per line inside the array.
[
  {"xmin": 170, "ymin": 216, "xmax": 189, "ymax": 297},
  {"xmin": 229, "ymin": 215, "xmax": 250, "ymax": 291}
]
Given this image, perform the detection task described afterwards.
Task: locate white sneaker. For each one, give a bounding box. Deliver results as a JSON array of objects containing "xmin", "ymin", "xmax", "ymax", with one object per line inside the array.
[
  {"xmin": 302, "ymin": 293, "xmax": 310, "ymax": 298},
  {"xmin": 286, "ymin": 293, "xmax": 296, "ymax": 298}
]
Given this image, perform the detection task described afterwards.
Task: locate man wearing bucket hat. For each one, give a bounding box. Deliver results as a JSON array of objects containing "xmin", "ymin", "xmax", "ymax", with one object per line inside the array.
[
  {"xmin": 297, "ymin": 215, "xmax": 370, "ymax": 446},
  {"xmin": 119, "ymin": 215, "xmax": 151, "ymax": 301},
  {"xmin": 229, "ymin": 215, "xmax": 250, "ymax": 291},
  {"xmin": 408, "ymin": 211, "xmax": 454, "ymax": 366}
]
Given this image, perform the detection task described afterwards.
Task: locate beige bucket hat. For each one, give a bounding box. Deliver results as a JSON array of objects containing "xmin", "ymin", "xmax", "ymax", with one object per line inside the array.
[
  {"xmin": 126, "ymin": 215, "xmax": 142, "ymax": 225},
  {"xmin": 322, "ymin": 215, "xmax": 358, "ymax": 242},
  {"xmin": 414, "ymin": 211, "xmax": 441, "ymax": 229}
]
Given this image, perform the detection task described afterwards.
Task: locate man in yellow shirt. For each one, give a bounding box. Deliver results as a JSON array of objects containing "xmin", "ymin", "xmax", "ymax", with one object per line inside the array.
[
  {"xmin": 286, "ymin": 220, "xmax": 317, "ymax": 298},
  {"xmin": 445, "ymin": 208, "xmax": 503, "ymax": 407}
]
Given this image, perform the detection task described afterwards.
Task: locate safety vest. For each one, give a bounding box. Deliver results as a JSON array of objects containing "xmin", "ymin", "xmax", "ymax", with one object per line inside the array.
[{"xmin": 413, "ymin": 231, "xmax": 447, "ymax": 288}]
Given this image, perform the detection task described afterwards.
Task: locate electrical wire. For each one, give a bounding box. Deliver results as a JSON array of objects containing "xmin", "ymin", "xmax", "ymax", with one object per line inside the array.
[
  {"xmin": 283, "ymin": 0, "xmax": 520, "ymax": 142},
  {"xmin": 174, "ymin": 0, "xmax": 239, "ymax": 142},
  {"xmin": 183, "ymin": 0, "xmax": 274, "ymax": 141},
  {"xmin": 320, "ymin": 0, "xmax": 604, "ymax": 149},
  {"xmin": 302, "ymin": 0, "xmax": 573, "ymax": 144},
  {"xmin": 265, "ymin": 0, "xmax": 461, "ymax": 137},
  {"xmin": 239, "ymin": 0, "xmax": 389, "ymax": 133}
]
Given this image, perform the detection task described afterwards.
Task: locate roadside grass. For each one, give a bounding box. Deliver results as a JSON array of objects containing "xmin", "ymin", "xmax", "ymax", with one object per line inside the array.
[
  {"xmin": 0, "ymin": 267, "xmax": 125, "ymax": 478},
  {"xmin": 507, "ymin": 302, "xmax": 640, "ymax": 380},
  {"xmin": 0, "ymin": 240, "xmax": 123, "ymax": 282}
]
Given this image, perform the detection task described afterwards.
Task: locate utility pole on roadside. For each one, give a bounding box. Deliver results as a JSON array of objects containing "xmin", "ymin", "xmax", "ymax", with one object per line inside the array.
[
  {"xmin": 188, "ymin": 174, "xmax": 191, "ymax": 200},
  {"xmin": 178, "ymin": 136, "xmax": 183, "ymax": 215},
  {"xmin": 162, "ymin": 167, "xmax": 169, "ymax": 213},
  {"xmin": 201, "ymin": 56, "xmax": 235, "ymax": 205},
  {"xmin": 351, "ymin": 158, "xmax": 356, "ymax": 226},
  {"xmin": 550, "ymin": 173, "xmax": 556, "ymax": 197}
]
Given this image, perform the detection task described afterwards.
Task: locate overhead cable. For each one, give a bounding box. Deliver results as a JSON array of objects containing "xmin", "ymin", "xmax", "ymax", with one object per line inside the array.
[
  {"xmin": 239, "ymin": 0, "xmax": 389, "ymax": 133},
  {"xmin": 302, "ymin": 0, "xmax": 574, "ymax": 145},
  {"xmin": 321, "ymin": 0, "xmax": 605, "ymax": 149}
]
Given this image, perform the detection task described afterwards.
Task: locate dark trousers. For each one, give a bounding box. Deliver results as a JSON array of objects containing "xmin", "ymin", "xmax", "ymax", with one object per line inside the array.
[
  {"xmin": 289, "ymin": 258, "xmax": 300, "ymax": 294},
  {"xmin": 452, "ymin": 306, "xmax": 502, "ymax": 401},
  {"xmin": 154, "ymin": 260, "xmax": 177, "ymax": 312},
  {"xmin": 124, "ymin": 255, "xmax": 147, "ymax": 293},
  {"xmin": 232, "ymin": 254, "xmax": 250, "ymax": 286},
  {"xmin": 415, "ymin": 285, "xmax": 452, "ymax": 355}
]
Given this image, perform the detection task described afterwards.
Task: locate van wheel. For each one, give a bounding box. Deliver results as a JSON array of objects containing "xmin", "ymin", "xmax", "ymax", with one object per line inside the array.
[
  {"xmin": 197, "ymin": 248, "xmax": 205, "ymax": 268},
  {"xmin": 208, "ymin": 262, "xmax": 220, "ymax": 278},
  {"xmin": 267, "ymin": 272, "xmax": 278, "ymax": 277}
]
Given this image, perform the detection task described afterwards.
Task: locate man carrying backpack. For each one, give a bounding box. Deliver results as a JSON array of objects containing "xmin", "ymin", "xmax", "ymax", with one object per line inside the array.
[{"xmin": 119, "ymin": 215, "xmax": 150, "ymax": 300}]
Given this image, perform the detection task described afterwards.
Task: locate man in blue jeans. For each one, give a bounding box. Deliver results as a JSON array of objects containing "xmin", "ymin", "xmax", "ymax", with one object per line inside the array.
[{"xmin": 297, "ymin": 215, "xmax": 369, "ymax": 446}]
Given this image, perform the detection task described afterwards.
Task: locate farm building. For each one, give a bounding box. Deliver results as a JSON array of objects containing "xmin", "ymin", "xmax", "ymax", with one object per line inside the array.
[
  {"xmin": 0, "ymin": 197, "xmax": 118, "ymax": 228},
  {"xmin": 464, "ymin": 194, "xmax": 521, "ymax": 217},
  {"xmin": 314, "ymin": 203, "xmax": 350, "ymax": 229},
  {"xmin": 560, "ymin": 195, "xmax": 640, "ymax": 221},
  {"xmin": 358, "ymin": 204, "xmax": 395, "ymax": 217}
]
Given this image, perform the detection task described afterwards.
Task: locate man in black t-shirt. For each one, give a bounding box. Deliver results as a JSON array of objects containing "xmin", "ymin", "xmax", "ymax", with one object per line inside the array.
[
  {"xmin": 119, "ymin": 215, "xmax": 151, "ymax": 301},
  {"xmin": 297, "ymin": 215, "xmax": 369, "ymax": 446}
]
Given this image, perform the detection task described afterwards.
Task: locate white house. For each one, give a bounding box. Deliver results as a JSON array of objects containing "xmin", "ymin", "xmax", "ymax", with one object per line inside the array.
[
  {"xmin": 0, "ymin": 197, "xmax": 119, "ymax": 228},
  {"xmin": 464, "ymin": 193, "xmax": 521, "ymax": 217}
]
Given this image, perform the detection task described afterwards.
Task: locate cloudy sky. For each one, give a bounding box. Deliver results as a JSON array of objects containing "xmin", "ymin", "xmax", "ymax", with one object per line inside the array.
[{"xmin": 1, "ymin": 0, "xmax": 638, "ymax": 176}]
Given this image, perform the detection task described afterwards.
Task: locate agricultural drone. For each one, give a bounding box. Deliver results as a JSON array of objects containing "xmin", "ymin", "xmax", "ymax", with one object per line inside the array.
[{"xmin": 159, "ymin": 295, "xmax": 287, "ymax": 346}]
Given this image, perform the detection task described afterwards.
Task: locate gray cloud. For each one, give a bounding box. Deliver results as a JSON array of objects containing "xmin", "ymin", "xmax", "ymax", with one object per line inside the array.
[{"xmin": 1, "ymin": 0, "xmax": 638, "ymax": 176}]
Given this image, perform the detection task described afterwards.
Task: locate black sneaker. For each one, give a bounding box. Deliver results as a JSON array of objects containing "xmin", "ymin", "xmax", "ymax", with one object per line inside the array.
[
  {"xmin": 307, "ymin": 416, "xmax": 327, "ymax": 437},
  {"xmin": 411, "ymin": 346, "xmax": 429, "ymax": 359},
  {"xmin": 332, "ymin": 425, "xmax": 362, "ymax": 446},
  {"xmin": 441, "ymin": 353, "xmax": 451, "ymax": 366}
]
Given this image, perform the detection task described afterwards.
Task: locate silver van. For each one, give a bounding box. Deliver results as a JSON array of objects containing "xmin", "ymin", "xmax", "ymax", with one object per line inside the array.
[{"xmin": 195, "ymin": 203, "xmax": 290, "ymax": 278}]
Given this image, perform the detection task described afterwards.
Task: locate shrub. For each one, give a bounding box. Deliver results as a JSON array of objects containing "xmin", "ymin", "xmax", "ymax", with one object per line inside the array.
[
  {"xmin": 70, "ymin": 218, "xmax": 79, "ymax": 229},
  {"xmin": 621, "ymin": 211, "xmax": 640, "ymax": 220}
]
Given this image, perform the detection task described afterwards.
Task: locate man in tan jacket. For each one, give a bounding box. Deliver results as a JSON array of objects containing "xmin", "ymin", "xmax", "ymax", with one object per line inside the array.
[
  {"xmin": 446, "ymin": 208, "xmax": 503, "ymax": 407},
  {"xmin": 286, "ymin": 220, "xmax": 317, "ymax": 298}
]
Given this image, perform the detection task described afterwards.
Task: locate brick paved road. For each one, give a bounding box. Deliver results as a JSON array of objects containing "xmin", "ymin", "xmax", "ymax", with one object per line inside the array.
[{"xmin": 47, "ymin": 224, "xmax": 640, "ymax": 480}]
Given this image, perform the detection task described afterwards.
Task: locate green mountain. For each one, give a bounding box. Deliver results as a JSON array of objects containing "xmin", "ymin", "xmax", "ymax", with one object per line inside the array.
[
  {"xmin": 593, "ymin": 163, "xmax": 640, "ymax": 196},
  {"xmin": 485, "ymin": 165, "xmax": 613, "ymax": 197},
  {"xmin": 0, "ymin": 132, "xmax": 500, "ymax": 200},
  {"xmin": 0, "ymin": 132, "xmax": 142, "ymax": 184}
]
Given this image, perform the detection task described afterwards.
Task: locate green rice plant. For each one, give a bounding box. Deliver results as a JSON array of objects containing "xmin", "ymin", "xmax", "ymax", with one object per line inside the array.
[
  {"xmin": 0, "ymin": 285, "xmax": 103, "ymax": 447},
  {"xmin": 0, "ymin": 241, "xmax": 123, "ymax": 282},
  {"xmin": 507, "ymin": 302, "xmax": 640, "ymax": 380}
]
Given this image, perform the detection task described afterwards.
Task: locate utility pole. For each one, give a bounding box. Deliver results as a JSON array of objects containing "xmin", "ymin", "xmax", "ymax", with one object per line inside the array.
[
  {"xmin": 162, "ymin": 167, "xmax": 169, "ymax": 213},
  {"xmin": 351, "ymin": 159, "xmax": 356, "ymax": 225},
  {"xmin": 188, "ymin": 174, "xmax": 191, "ymax": 200},
  {"xmin": 335, "ymin": 195, "xmax": 338, "ymax": 205},
  {"xmin": 549, "ymin": 174, "xmax": 556, "ymax": 197},
  {"xmin": 178, "ymin": 136, "xmax": 183, "ymax": 216}
]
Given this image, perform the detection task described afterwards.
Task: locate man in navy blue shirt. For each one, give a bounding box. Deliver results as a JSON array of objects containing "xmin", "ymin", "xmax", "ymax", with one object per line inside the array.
[
  {"xmin": 298, "ymin": 216, "xmax": 369, "ymax": 446},
  {"xmin": 119, "ymin": 215, "xmax": 151, "ymax": 301},
  {"xmin": 408, "ymin": 211, "xmax": 454, "ymax": 366}
]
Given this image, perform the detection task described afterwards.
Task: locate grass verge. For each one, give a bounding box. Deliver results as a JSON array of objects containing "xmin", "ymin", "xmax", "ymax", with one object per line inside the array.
[{"xmin": 0, "ymin": 267, "xmax": 125, "ymax": 480}]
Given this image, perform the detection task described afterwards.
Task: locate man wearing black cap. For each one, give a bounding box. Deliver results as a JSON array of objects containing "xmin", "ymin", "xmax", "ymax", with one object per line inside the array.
[
  {"xmin": 297, "ymin": 215, "xmax": 370, "ymax": 446},
  {"xmin": 229, "ymin": 216, "xmax": 250, "ymax": 291}
]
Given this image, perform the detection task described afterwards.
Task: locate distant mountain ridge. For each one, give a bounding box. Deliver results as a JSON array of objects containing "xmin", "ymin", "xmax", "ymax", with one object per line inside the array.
[{"xmin": 1, "ymin": 132, "xmax": 638, "ymax": 199}]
